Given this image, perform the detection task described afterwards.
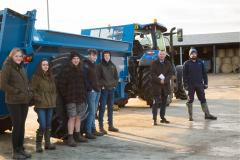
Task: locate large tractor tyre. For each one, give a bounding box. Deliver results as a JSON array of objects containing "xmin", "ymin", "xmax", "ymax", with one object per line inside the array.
[
  {"xmin": 138, "ymin": 67, "xmax": 153, "ymax": 107},
  {"xmin": 0, "ymin": 116, "xmax": 12, "ymax": 134},
  {"xmin": 174, "ymin": 65, "xmax": 187, "ymax": 100},
  {"xmin": 50, "ymin": 53, "xmax": 88, "ymax": 139}
]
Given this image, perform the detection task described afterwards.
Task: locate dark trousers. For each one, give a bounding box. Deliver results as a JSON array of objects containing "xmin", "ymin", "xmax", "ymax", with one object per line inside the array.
[
  {"xmin": 187, "ymin": 85, "xmax": 206, "ymax": 104},
  {"xmin": 98, "ymin": 89, "xmax": 115, "ymax": 128},
  {"xmin": 152, "ymin": 92, "xmax": 168, "ymax": 120},
  {"xmin": 7, "ymin": 104, "xmax": 29, "ymax": 152},
  {"xmin": 36, "ymin": 108, "xmax": 54, "ymax": 133}
]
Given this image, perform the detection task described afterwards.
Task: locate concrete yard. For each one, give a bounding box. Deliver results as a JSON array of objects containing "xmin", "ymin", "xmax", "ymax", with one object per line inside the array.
[{"xmin": 0, "ymin": 74, "xmax": 239, "ymax": 160}]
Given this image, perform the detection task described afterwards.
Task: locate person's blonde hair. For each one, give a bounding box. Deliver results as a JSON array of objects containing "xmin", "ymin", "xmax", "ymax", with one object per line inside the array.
[
  {"xmin": 8, "ymin": 48, "xmax": 23, "ymax": 58},
  {"xmin": 3, "ymin": 48, "xmax": 23, "ymax": 64}
]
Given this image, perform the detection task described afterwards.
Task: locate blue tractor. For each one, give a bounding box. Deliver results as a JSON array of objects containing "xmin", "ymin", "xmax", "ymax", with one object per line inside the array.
[{"xmin": 81, "ymin": 22, "xmax": 187, "ymax": 107}]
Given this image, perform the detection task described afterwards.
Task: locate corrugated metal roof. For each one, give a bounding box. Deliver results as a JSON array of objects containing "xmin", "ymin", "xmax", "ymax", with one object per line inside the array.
[{"xmin": 166, "ymin": 32, "xmax": 240, "ymax": 46}]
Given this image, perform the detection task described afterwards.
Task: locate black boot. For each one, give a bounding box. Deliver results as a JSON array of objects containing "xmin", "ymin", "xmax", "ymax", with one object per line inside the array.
[
  {"xmin": 19, "ymin": 148, "xmax": 31, "ymax": 159},
  {"xmin": 160, "ymin": 118, "xmax": 170, "ymax": 124},
  {"xmin": 12, "ymin": 151, "xmax": 26, "ymax": 160},
  {"xmin": 152, "ymin": 117, "xmax": 157, "ymax": 126},
  {"xmin": 201, "ymin": 103, "xmax": 217, "ymax": 120},
  {"xmin": 36, "ymin": 129, "xmax": 43, "ymax": 153},
  {"xmin": 44, "ymin": 128, "xmax": 56, "ymax": 150},
  {"xmin": 186, "ymin": 103, "xmax": 193, "ymax": 121}
]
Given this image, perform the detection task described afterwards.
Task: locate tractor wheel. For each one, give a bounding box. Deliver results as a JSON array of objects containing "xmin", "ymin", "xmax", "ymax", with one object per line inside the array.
[
  {"xmin": 174, "ymin": 65, "xmax": 187, "ymax": 100},
  {"xmin": 138, "ymin": 67, "xmax": 153, "ymax": 106}
]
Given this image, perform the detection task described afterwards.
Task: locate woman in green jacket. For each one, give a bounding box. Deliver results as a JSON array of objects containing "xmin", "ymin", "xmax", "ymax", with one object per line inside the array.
[
  {"xmin": 1, "ymin": 48, "xmax": 32, "ymax": 159},
  {"xmin": 32, "ymin": 59, "xmax": 56, "ymax": 152}
]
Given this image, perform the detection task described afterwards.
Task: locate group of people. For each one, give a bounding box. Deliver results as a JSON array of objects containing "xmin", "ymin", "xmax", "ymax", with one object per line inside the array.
[
  {"xmin": 0, "ymin": 47, "xmax": 217, "ymax": 159},
  {"xmin": 1, "ymin": 48, "xmax": 119, "ymax": 159}
]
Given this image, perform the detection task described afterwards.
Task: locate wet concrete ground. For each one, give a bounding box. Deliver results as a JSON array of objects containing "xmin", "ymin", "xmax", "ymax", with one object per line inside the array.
[{"xmin": 0, "ymin": 74, "xmax": 239, "ymax": 160}]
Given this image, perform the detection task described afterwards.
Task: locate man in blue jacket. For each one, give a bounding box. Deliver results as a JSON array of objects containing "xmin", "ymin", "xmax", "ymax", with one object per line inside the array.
[{"xmin": 183, "ymin": 48, "xmax": 217, "ymax": 121}]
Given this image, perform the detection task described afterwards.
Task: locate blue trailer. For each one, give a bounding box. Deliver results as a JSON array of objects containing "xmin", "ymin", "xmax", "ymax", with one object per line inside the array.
[{"xmin": 0, "ymin": 8, "xmax": 131, "ymax": 134}]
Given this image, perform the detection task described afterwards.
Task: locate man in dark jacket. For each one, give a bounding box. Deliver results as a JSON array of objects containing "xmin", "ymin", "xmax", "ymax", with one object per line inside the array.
[
  {"xmin": 83, "ymin": 49, "xmax": 103, "ymax": 139},
  {"xmin": 98, "ymin": 51, "xmax": 119, "ymax": 134},
  {"xmin": 183, "ymin": 48, "xmax": 217, "ymax": 121},
  {"xmin": 151, "ymin": 50, "xmax": 173, "ymax": 125},
  {"xmin": 58, "ymin": 51, "xmax": 88, "ymax": 147}
]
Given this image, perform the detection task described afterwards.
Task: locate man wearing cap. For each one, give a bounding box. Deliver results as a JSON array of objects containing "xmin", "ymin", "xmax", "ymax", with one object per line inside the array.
[
  {"xmin": 151, "ymin": 50, "xmax": 173, "ymax": 125},
  {"xmin": 183, "ymin": 48, "xmax": 217, "ymax": 121}
]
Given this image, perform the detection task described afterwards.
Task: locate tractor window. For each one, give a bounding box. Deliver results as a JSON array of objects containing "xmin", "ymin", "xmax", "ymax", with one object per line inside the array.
[
  {"xmin": 135, "ymin": 32, "xmax": 153, "ymax": 50},
  {"xmin": 113, "ymin": 27, "xmax": 124, "ymax": 41},
  {"xmin": 90, "ymin": 29, "xmax": 100, "ymax": 37},
  {"xmin": 100, "ymin": 28, "xmax": 114, "ymax": 39},
  {"xmin": 156, "ymin": 31, "xmax": 166, "ymax": 51}
]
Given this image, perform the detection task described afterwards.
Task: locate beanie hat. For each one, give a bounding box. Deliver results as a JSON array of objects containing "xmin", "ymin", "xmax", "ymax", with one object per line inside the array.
[
  {"xmin": 70, "ymin": 51, "xmax": 80, "ymax": 60},
  {"xmin": 189, "ymin": 48, "xmax": 198, "ymax": 56}
]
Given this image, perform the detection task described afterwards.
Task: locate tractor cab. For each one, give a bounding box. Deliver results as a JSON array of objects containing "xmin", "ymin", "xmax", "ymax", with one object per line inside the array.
[
  {"xmin": 81, "ymin": 21, "xmax": 167, "ymax": 66},
  {"xmin": 133, "ymin": 22, "xmax": 167, "ymax": 55}
]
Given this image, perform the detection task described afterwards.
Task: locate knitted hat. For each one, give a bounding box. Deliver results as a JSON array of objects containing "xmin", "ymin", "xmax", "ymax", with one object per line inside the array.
[{"xmin": 70, "ymin": 51, "xmax": 80, "ymax": 60}]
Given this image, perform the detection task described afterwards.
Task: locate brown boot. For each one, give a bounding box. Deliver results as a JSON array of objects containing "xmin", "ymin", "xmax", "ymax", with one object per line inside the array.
[
  {"xmin": 108, "ymin": 126, "xmax": 119, "ymax": 132},
  {"xmin": 67, "ymin": 134, "xmax": 77, "ymax": 147},
  {"xmin": 73, "ymin": 132, "xmax": 88, "ymax": 143},
  {"xmin": 99, "ymin": 128, "xmax": 108, "ymax": 134},
  {"xmin": 93, "ymin": 130, "xmax": 104, "ymax": 136},
  {"xmin": 85, "ymin": 133, "xmax": 96, "ymax": 139}
]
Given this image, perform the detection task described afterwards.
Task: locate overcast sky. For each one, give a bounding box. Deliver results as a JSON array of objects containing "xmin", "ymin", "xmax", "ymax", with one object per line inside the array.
[{"xmin": 1, "ymin": 0, "xmax": 240, "ymax": 35}]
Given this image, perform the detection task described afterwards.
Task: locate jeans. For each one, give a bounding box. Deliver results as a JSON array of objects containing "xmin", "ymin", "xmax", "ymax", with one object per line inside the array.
[
  {"xmin": 86, "ymin": 90, "xmax": 100, "ymax": 134},
  {"xmin": 7, "ymin": 104, "xmax": 28, "ymax": 152},
  {"xmin": 99, "ymin": 88, "xmax": 115, "ymax": 128},
  {"xmin": 36, "ymin": 108, "xmax": 54, "ymax": 133}
]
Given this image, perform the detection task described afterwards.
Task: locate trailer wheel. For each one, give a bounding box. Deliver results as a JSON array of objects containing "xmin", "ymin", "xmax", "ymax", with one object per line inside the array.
[
  {"xmin": 138, "ymin": 67, "xmax": 153, "ymax": 106},
  {"xmin": 174, "ymin": 65, "xmax": 187, "ymax": 100}
]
